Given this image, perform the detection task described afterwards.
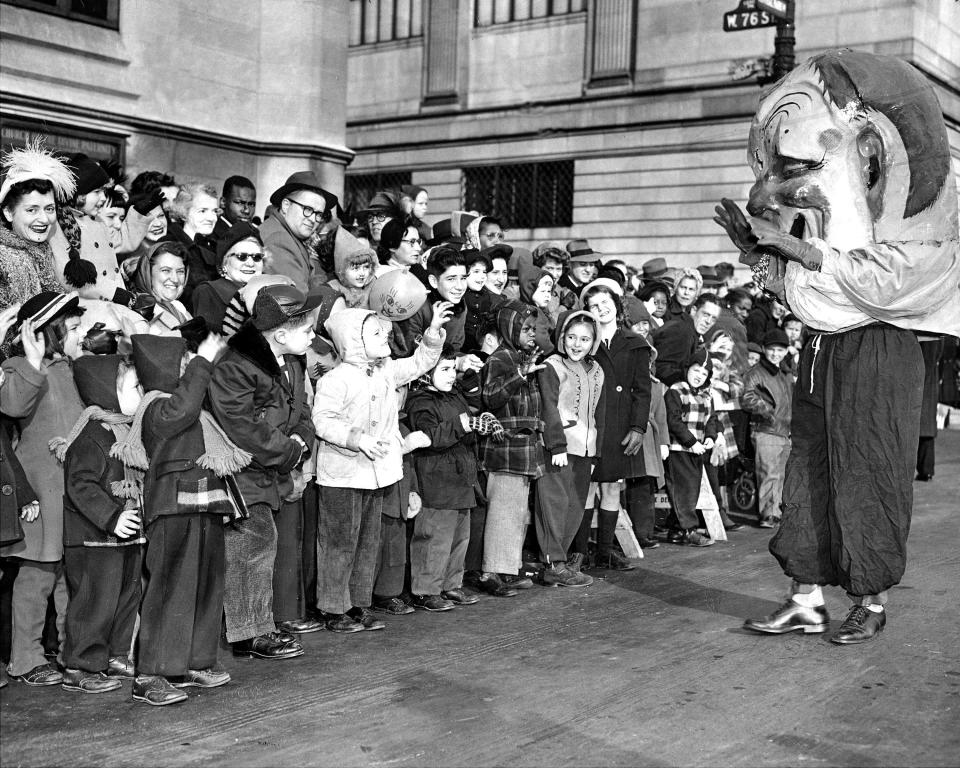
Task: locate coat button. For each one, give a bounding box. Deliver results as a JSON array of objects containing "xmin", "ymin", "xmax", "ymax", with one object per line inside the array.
[
  {"xmin": 94, "ymin": 241, "xmax": 100, "ymax": 248},
  {"xmin": 371, "ymin": 421, "xmax": 378, "ymax": 427},
  {"xmin": 102, "ymin": 269, "xmax": 108, "ymax": 276},
  {"xmin": 1, "ymin": 485, "xmax": 12, "ymax": 496},
  {"xmin": 616, "ymin": 385, "xmax": 623, "ymax": 392}
]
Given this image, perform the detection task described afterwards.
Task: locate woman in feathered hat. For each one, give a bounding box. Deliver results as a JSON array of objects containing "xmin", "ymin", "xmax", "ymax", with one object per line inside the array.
[{"xmin": 0, "ymin": 140, "xmax": 76, "ymax": 311}]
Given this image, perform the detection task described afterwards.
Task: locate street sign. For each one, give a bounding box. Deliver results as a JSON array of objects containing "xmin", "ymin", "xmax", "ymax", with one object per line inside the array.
[
  {"xmin": 756, "ymin": 0, "xmax": 789, "ymax": 18},
  {"xmin": 723, "ymin": 0, "xmax": 778, "ymax": 31}
]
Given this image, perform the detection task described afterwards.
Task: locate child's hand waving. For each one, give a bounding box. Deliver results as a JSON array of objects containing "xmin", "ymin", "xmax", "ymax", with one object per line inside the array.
[{"xmin": 428, "ymin": 301, "xmax": 454, "ymax": 332}]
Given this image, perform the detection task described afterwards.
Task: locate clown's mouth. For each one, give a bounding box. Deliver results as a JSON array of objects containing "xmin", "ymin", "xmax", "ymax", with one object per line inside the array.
[
  {"xmin": 782, "ymin": 208, "xmax": 822, "ymax": 242},
  {"xmin": 790, "ymin": 214, "xmax": 806, "ymax": 239}
]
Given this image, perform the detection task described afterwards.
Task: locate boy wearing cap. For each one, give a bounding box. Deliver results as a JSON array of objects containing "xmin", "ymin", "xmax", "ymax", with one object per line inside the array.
[
  {"xmin": 209, "ymin": 285, "xmax": 322, "ymax": 658},
  {"xmin": 741, "ymin": 329, "xmax": 794, "ymax": 528}
]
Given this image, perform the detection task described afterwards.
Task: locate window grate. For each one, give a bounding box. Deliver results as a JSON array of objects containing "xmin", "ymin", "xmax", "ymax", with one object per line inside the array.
[
  {"xmin": 463, "ymin": 160, "xmax": 573, "ymax": 229},
  {"xmin": 474, "ymin": 0, "xmax": 586, "ymax": 27},
  {"xmin": 343, "ymin": 171, "xmax": 412, "ymax": 216},
  {"xmin": 350, "ymin": 0, "xmax": 423, "ymax": 46}
]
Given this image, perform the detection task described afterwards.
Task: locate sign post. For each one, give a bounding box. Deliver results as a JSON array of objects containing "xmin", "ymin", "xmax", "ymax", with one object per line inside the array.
[{"xmin": 722, "ymin": 0, "xmax": 796, "ymax": 83}]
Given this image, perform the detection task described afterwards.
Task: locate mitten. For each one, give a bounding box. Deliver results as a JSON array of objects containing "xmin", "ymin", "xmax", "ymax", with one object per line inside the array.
[
  {"xmin": 81, "ymin": 323, "xmax": 119, "ymax": 355},
  {"xmin": 130, "ymin": 293, "xmax": 156, "ymax": 321},
  {"xmin": 470, "ymin": 412, "xmax": 505, "ymax": 440}
]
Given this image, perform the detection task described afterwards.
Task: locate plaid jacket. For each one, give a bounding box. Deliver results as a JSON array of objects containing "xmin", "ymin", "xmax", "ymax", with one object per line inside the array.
[
  {"xmin": 480, "ymin": 346, "xmax": 545, "ymax": 478},
  {"xmin": 665, "ymin": 381, "xmax": 719, "ymax": 452}
]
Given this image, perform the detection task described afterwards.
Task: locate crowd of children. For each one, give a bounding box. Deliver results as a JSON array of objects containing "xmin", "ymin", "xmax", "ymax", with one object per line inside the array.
[{"xmin": 1, "ymin": 147, "xmax": 805, "ymax": 707}]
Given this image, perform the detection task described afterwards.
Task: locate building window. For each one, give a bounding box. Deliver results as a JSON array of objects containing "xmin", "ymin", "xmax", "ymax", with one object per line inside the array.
[
  {"xmin": 463, "ymin": 160, "xmax": 574, "ymax": 229},
  {"xmin": 349, "ymin": 0, "xmax": 423, "ymax": 46},
  {"xmin": 1, "ymin": 0, "xmax": 120, "ymax": 29},
  {"xmin": 344, "ymin": 171, "xmax": 412, "ymax": 216},
  {"xmin": 474, "ymin": 0, "xmax": 585, "ymax": 27}
]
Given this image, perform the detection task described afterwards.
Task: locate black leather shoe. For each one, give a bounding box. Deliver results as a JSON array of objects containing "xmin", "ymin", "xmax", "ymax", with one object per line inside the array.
[
  {"xmin": 272, "ymin": 629, "xmax": 297, "ymax": 644},
  {"xmin": 61, "ymin": 668, "xmax": 122, "ymax": 694},
  {"xmin": 637, "ymin": 537, "xmax": 660, "ymax": 549},
  {"xmin": 501, "ymin": 574, "xmax": 534, "ymax": 589},
  {"xmin": 132, "ymin": 675, "xmax": 187, "ymax": 706},
  {"xmin": 666, "ymin": 529, "xmax": 685, "ymax": 545},
  {"xmin": 105, "ymin": 656, "xmax": 135, "ymax": 678},
  {"xmin": 743, "ymin": 599, "xmax": 830, "ymax": 634},
  {"xmin": 171, "ymin": 667, "xmax": 231, "ymax": 688},
  {"xmin": 830, "ymin": 605, "xmax": 886, "ymax": 645},
  {"xmin": 232, "ymin": 634, "xmax": 304, "ymax": 659},
  {"xmin": 370, "ymin": 597, "xmax": 415, "ymax": 615},
  {"xmin": 475, "ymin": 574, "xmax": 518, "ymax": 598},
  {"xmin": 442, "ymin": 588, "xmax": 480, "ymax": 605},
  {"xmin": 593, "ymin": 551, "xmax": 637, "ymax": 571},
  {"xmin": 277, "ymin": 617, "xmax": 324, "ymax": 634},
  {"xmin": 347, "ymin": 607, "xmax": 386, "ymax": 630},
  {"xmin": 724, "ymin": 522, "xmax": 745, "ymax": 532}
]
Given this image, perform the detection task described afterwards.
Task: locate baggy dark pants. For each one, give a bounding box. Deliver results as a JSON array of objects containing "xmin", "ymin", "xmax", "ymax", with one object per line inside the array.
[
  {"xmin": 771, "ymin": 325, "xmax": 922, "ymax": 598},
  {"xmin": 535, "ymin": 455, "xmax": 592, "ymax": 563},
  {"xmin": 139, "ymin": 515, "xmax": 224, "ymax": 676},
  {"xmin": 62, "ymin": 545, "xmax": 142, "ymax": 672},
  {"xmin": 273, "ymin": 497, "xmax": 305, "ymax": 622}
]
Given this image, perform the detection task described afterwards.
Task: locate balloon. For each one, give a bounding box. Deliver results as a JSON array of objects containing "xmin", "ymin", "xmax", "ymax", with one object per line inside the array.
[{"xmin": 367, "ymin": 269, "xmax": 428, "ymax": 321}]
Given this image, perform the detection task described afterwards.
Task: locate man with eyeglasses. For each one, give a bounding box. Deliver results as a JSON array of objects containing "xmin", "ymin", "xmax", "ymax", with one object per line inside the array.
[
  {"xmin": 213, "ymin": 175, "xmax": 258, "ymax": 242},
  {"xmin": 260, "ymin": 171, "xmax": 338, "ymax": 291}
]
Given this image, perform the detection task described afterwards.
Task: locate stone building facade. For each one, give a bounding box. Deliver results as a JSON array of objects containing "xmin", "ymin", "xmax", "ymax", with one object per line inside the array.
[
  {"xmin": 0, "ymin": 0, "xmax": 353, "ymax": 219},
  {"xmin": 345, "ymin": 0, "xmax": 960, "ymax": 267}
]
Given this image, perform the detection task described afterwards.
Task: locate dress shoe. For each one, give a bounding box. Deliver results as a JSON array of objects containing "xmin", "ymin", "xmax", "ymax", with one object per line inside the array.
[
  {"xmin": 543, "ymin": 563, "xmax": 594, "ymax": 587},
  {"xmin": 475, "ymin": 574, "xmax": 518, "ymax": 598},
  {"xmin": 442, "ymin": 588, "xmax": 480, "ymax": 605},
  {"xmin": 325, "ymin": 614, "xmax": 365, "ymax": 633},
  {"xmin": 411, "ymin": 594, "xmax": 456, "ymax": 612},
  {"xmin": 171, "ymin": 667, "xmax": 231, "ymax": 688},
  {"xmin": 915, "ymin": 473, "xmax": 933, "ymax": 482},
  {"xmin": 347, "ymin": 607, "xmax": 386, "ymax": 630},
  {"xmin": 277, "ymin": 617, "xmax": 325, "ymax": 634},
  {"xmin": 105, "ymin": 656, "xmax": 135, "ymax": 678},
  {"xmin": 272, "ymin": 629, "xmax": 297, "ymax": 644},
  {"xmin": 12, "ymin": 662, "xmax": 62, "ymax": 686},
  {"xmin": 593, "ymin": 551, "xmax": 637, "ymax": 571},
  {"xmin": 724, "ymin": 522, "xmax": 745, "ymax": 532},
  {"xmin": 830, "ymin": 605, "xmax": 886, "ymax": 645},
  {"xmin": 637, "ymin": 537, "xmax": 660, "ymax": 549},
  {"xmin": 371, "ymin": 596, "xmax": 415, "ymax": 615},
  {"xmin": 684, "ymin": 530, "xmax": 714, "ymax": 547},
  {"xmin": 743, "ymin": 598, "xmax": 830, "ymax": 634},
  {"xmin": 666, "ymin": 529, "xmax": 685, "ymax": 545},
  {"xmin": 232, "ymin": 633, "xmax": 304, "ymax": 659},
  {"xmin": 61, "ymin": 668, "xmax": 122, "ymax": 694},
  {"xmin": 501, "ymin": 574, "xmax": 534, "ymax": 589},
  {"xmin": 132, "ymin": 675, "xmax": 188, "ymax": 706}
]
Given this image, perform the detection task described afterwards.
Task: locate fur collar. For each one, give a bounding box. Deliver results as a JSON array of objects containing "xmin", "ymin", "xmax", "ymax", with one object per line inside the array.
[{"xmin": 228, "ymin": 320, "xmax": 282, "ymax": 376}]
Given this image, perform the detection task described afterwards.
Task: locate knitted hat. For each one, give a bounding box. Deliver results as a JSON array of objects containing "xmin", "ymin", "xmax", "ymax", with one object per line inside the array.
[
  {"xmin": 215, "ymin": 221, "xmax": 262, "ymax": 265},
  {"xmin": 72, "ymin": 354, "xmax": 123, "ymax": 411},
  {"xmin": 63, "ymin": 153, "xmax": 111, "ymax": 197},
  {"xmin": 131, "ymin": 334, "xmax": 187, "ymax": 394},
  {"xmin": 762, "ymin": 328, "xmax": 790, "ymax": 348}
]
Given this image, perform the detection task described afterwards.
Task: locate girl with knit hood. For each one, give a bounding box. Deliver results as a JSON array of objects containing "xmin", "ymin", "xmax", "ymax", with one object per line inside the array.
[
  {"xmin": 312, "ymin": 303, "xmax": 449, "ymax": 634},
  {"xmin": 57, "ymin": 354, "xmax": 144, "ymax": 695},
  {"xmin": 535, "ymin": 310, "xmax": 605, "ymax": 586},
  {"xmin": 479, "ymin": 300, "xmax": 546, "ymax": 594},
  {"xmin": 664, "ymin": 348, "xmax": 721, "ymax": 547},
  {"xmin": 326, "ymin": 226, "xmax": 379, "ymax": 309},
  {"xmin": 517, "ymin": 252, "xmax": 557, "ymax": 356}
]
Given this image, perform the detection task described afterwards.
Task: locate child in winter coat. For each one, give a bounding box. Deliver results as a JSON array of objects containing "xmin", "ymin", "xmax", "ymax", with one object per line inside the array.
[
  {"xmin": 741, "ymin": 328, "xmax": 794, "ymax": 528},
  {"xmin": 121, "ymin": 331, "xmax": 246, "ymax": 706},
  {"xmin": 406, "ymin": 351, "xmax": 502, "ymax": 610},
  {"xmin": 479, "ymin": 300, "xmax": 546, "ymax": 594},
  {"xmin": 664, "ymin": 348, "xmax": 721, "ymax": 547},
  {"xmin": 57, "ymin": 354, "xmax": 144, "ymax": 694},
  {"xmin": 536, "ymin": 310, "xmax": 604, "ymax": 585},
  {"xmin": 208, "ymin": 285, "xmax": 320, "ymax": 658},
  {"xmin": 312, "ymin": 302, "xmax": 449, "ymax": 633},
  {"xmin": 325, "ymin": 227, "xmax": 379, "ymax": 309},
  {"xmin": 2, "ymin": 293, "xmax": 85, "ymax": 688}
]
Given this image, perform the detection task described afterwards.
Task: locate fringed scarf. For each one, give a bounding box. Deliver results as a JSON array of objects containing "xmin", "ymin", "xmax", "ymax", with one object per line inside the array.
[
  {"xmin": 48, "ymin": 407, "xmax": 142, "ymax": 500},
  {"xmin": 113, "ymin": 390, "xmax": 253, "ymax": 477},
  {"xmin": 56, "ymin": 206, "xmax": 83, "ymax": 261}
]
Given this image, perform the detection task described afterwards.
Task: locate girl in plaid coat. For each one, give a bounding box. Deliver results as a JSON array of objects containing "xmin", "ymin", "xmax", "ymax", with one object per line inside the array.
[
  {"xmin": 664, "ymin": 348, "xmax": 721, "ymax": 547},
  {"xmin": 479, "ymin": 301, "xmax": 545, "ymax": 594}
]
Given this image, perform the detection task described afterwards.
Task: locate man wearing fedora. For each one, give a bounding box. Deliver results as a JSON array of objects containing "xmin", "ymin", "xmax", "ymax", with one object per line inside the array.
[
  {"xmin": 641, "ymin": 257, "xmax": 669, "ymax": 286},
  {"xmin": 260, "ymin": 171, "xmax": 338, "ymax": 291},
  {"xmin": 558, "ymin": 239, "xmax": 601, "ymax": 295}
]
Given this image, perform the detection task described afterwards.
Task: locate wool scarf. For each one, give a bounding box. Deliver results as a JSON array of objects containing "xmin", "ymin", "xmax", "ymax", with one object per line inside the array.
[
  {"xmin": 113, "ymin": 390, "xmax": 252, "ymax": 477},
  {"xmin": 48, "ymin": 406, "xmax": 142, "ymax": 500}
]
